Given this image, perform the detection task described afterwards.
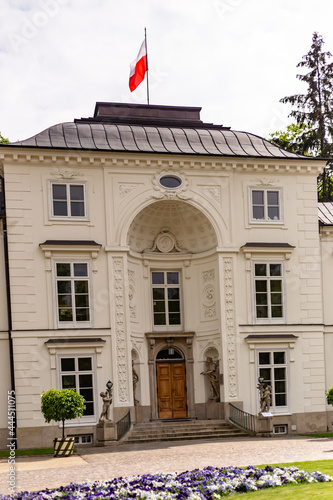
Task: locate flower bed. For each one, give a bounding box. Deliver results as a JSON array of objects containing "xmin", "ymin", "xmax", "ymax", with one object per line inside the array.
[{"xmin": 0, "ymin": 465, "xmax": 332, "ymax": 499}]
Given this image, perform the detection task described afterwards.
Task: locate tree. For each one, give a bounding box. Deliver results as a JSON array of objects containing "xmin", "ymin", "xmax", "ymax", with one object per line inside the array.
[
  {"xmin": 41, "ymin": 388, "xmax": 86, "ymax": 438},
  {"xmin": 327, "ymin": 386, "xmax": 333, "ymax": 406},
  {"xmin": 268, "ymin": 122, "xmax": 316, "ymax": 156},
  {"xmin": 280, "ymin": 32, "xmax": 333, "ymax": 201},
  {"xmin": 0, "ymin": 132, "xmax": 9, "ymax": 143}
]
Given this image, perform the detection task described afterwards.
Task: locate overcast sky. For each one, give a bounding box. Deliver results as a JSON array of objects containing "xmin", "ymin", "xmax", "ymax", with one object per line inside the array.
[{"xmin": 1, "ymin": 0, "xmax": 333, "ymax": 142}]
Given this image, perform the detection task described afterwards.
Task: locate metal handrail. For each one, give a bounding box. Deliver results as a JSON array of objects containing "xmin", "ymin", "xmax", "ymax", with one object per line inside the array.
[
  {"xmin": 116, "ymin": 410, "xmax": 131, "ymax": 440},
  {"xmin": 229, "ymin": 403, "xmax": 256, "ymax": 434}
]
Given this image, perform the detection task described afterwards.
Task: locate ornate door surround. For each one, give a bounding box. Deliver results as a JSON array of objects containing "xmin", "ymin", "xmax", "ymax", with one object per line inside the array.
[{"xmin": 145, "ymin": 332, "xmax": 195, "ymax": 420}]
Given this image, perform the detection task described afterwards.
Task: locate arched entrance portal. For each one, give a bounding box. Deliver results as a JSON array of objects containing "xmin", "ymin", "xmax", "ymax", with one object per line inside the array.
[
  {"xmin": 156, "ymin": 347, "xmax": 187, "ymax": 419},
  {"xmin": 128, "ymin": 199, "xmax": 219, "ymax": 421}
]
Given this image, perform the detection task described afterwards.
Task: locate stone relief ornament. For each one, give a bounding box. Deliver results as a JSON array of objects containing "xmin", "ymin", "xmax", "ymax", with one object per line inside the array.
[
  {"xmin": 128, "ymin": 270, "xmax": 136, "ymax": 319},
  {"xmin": 250, "ymin": 178, "xmax": 279, "ymax": 186},
  {"xmin": 202, "ymin": 284, "xmax": 216, "ymax": 319},
  {"xmin": 151, "ymin": 169, "xmax": 191, "ymax": 200},
  {"xmin": 119, "ymin": 183, "xmax": 141, "ymax": 199},
  {"xmin": 50, "ymin": 168, "xmax": 84, "ymax": 179},
  {"xmin": 223, "ymin": 257, "xmax": 238, "ymax": 398},
  {"xmin": 203, "ymin": 269, "xmax": 215, "ymax": 283},
  {"xmin": 201, "ymin": 186, "xmax": 221, "ymax": 204},
  {"xmin": 113, "ymin": 257, "xmax": 129, "ymax": 403},
  {"xmin": 143, "ymin": 228, "xmax": 189, "ymax": 254}
]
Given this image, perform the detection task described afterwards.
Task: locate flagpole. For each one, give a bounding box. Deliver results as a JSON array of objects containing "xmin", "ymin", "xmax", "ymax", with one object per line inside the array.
[{"xmin": 145, "ymin": 27, "xmax": 150, "ymax": 105}]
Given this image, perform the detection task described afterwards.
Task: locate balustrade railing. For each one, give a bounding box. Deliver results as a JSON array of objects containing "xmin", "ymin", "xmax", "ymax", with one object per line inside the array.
[
  {"xmin": 116, "ymin": 410, "xmax": 131, "ymax": 440},
  {"xmin": 229, "ymin": 403, "xmax": 256, "ymax": 434}
]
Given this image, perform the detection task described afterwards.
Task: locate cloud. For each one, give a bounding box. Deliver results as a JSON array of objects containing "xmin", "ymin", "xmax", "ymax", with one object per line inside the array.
[{"xmin": 0, "ymin": 0, "xmax": 332, "ymax": 140}]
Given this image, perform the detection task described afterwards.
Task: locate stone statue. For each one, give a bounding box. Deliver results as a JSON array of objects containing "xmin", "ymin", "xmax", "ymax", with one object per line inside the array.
[
  {"xmin": 99, "ymin": 386, "xmax": 113, "ymax": 422},
  {"xmin": 201, "ymin": 356, "xmax": 220, "ymax": 401},
  {"xmin": 132, "ymin": 360, "xmax": 139, "ymax": 405},
  {"xmin": 257, "ymin": 380, "xmax": 272, "ymax": 413}
]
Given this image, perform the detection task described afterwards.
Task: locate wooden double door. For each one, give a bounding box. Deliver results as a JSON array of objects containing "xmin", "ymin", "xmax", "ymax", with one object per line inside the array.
[{"xmin": 156, "ymin": 361, "xmax": 187, "ymax": 419}]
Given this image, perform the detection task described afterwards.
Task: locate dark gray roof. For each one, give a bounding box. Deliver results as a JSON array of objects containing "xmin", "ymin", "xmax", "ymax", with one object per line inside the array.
[
  {"xmin": 2, "ymin": 102, "xmax": 324, "ymax": 160},
  {"xmin": 318, "ymin": 202, "xmax": 333, "ymax": 225},
  {"xmin": 6, "ymin": 122, "xmax": 311, "ymax": 159}
]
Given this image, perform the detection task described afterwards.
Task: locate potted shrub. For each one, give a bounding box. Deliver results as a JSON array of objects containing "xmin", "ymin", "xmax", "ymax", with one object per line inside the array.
[
  {"xmin": 327, "ymin": 387, "xmax": 333, "ymax": 407},
  {"xmin": 41, "ymin": 388, "xmax": 86, "ymax": 456}
]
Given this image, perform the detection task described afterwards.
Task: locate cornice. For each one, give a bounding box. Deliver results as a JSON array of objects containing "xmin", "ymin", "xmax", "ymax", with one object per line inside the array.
[{"xmin": 0, "ymin": 149, "xmax": 326, "ymax": 175}]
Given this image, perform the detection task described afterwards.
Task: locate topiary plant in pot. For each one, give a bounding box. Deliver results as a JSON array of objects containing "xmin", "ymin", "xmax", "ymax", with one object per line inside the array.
[{"xmin": 41, "ymin": 388, "xmax": 86, "ymax": 456}]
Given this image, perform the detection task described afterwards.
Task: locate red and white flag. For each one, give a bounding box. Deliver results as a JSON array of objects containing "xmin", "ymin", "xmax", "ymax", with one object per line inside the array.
[{"xmin": 129, "ymin": 40, "xmax": 148, "ymax": 92}]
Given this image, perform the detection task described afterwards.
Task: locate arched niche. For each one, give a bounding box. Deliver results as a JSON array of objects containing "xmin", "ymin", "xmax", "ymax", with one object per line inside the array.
[{"xmin": 127, "ymin": 200, "xmax": 218, "ymax": 254}]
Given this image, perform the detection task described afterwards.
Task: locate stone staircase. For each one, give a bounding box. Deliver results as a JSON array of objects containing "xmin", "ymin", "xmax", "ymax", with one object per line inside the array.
[{"xmin": 121, "ymin": 419, "xmax": 250, "ymax": 444}]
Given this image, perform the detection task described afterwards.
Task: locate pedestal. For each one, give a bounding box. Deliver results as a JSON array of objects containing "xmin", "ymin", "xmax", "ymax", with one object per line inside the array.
[
  {"xmin": 256, "ymin": 414, "xmax": 273, "ymax": 437},
  {"xmin": 207, "ymin": 400, "xmax": 219, "ymax": 420},
  {"xmin": 96, "ymin": 421, "xmax": 117, "ymax": 446}
]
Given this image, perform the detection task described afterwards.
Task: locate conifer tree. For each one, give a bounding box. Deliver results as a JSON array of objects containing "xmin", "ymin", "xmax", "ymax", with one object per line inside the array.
[{"xmin": 280, "ymin": 32, "xmax": 333, "ymax": 201}]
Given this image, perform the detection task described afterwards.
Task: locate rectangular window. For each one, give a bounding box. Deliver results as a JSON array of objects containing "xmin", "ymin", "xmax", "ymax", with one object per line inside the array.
[
  {"xmin": 250, "ymin": 188, "xmax": 281, "ymax": 222},
  {"xmin": 254, "ymin": 263, "xmax": 284, "ymax": 322},
  {"xmin": 152, "ymin": 271, "xmax": 181, "ymax": 329},
  {"xmin": 55, "ymin": 262, "xmax": 90, "ymax": 327},
  {"xmin": 59, "ymin": 356, "xmax": 95, "ymax": 419},
  {"xmin": 51, "ymin": 182, "xmax": 86, "ymax": 218},
  {"xmin": 258, "ymin": 350, "xmax": 287, "ymax": 412}
]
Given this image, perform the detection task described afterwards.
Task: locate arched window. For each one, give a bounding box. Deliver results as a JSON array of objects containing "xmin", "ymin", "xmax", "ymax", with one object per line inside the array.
[{"xmin": 156, "ymin": 347, "xmax": 184, "ymax": 360}]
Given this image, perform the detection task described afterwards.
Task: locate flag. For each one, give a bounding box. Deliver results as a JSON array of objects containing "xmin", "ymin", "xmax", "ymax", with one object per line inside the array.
[{"xmin": 129, "ymin": 40, "xmax": 148, "ymax": 92}]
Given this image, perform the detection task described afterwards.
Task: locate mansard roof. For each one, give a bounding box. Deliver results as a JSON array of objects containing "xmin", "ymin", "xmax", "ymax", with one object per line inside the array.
[{"xmin": 4, "ymin": 102, "xmax": 319, "ymax": 160}]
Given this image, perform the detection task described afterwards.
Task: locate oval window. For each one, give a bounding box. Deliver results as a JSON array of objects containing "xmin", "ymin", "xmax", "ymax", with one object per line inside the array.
[{"xmin": 159, "ymin": 175, "xmax": 182, "ymax": 189}]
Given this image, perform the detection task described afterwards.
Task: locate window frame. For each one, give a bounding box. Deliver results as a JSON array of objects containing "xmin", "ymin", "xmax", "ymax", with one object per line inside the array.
[
  {"xmin": 57, "ymin": 354, "xmax": 97, "ymax": 425},
  {"xmin": 249, "ymin": 187, "xmax": 283, "ymax": 224},
  {"xmin": 49, "ymin": 180, "xmax": 88, "ymax": 220},
  {"xmin": 151, "ymin": 270, "xmax": 183, "ymax": 332},
  {"xmin": 256, "ymin": 348, "xmax": 289, "ymax": 415},
  {"xmin": 53, "ymin": 259, "xmax": 93, "ymax": 329},
  {"xmin": 252, "ymin": 261, "xmax": 285, "ymax": 324}
]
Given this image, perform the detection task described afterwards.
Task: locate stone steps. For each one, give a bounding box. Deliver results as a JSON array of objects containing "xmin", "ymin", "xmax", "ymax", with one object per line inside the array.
[{"xmin": 122, "ymin": 419, "xmax": 250, "ymax": 444}]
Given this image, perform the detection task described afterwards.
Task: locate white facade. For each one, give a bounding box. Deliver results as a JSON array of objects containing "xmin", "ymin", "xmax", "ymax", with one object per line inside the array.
[{"xmin": 0, "ymin": 102, "xmax": 332, "ymax": 448}]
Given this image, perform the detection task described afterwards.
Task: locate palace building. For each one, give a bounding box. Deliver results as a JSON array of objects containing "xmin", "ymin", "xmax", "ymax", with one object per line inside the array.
[{"xmin": 0, "ymin": 102, "xmax": 332, "ymax": 448}]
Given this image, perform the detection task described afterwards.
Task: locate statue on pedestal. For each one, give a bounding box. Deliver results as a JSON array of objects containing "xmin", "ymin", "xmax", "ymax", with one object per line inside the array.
[
  {"xmin": 99, "ymin": 383, "xmax": 113, "ymax": 422},
  {"xmin": 257, "ymin": 378, "xmax": 272, "ymax": 414},
  {"xmin": 201, "ymin": 356, "xmax": 220, "ymax": 401},
  {"xmin": 132, "ymin": 360, "xmax": 139, "ymax": 405}
]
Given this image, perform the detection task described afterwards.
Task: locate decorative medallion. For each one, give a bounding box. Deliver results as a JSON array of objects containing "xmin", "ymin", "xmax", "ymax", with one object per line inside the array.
[{"xmin": 143, "ymin": 228, "xmax": 189, "ymax": 254}]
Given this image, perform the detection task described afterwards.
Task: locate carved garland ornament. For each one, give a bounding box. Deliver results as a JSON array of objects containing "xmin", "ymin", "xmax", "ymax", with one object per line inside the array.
[
  {"xmin": 223, "ymin": 257, "xmax": 238, "ymax": 398},
  {"xmin": 201, "ymin": 186, "xmax": 221, "ymax": 204},
  {"xmin": 119, "ymin": 183, "xmax": 141, "ymax": 199},
  {"xmin": 113, "ymin": 257, "xmax": 129, "ymax": 403},
  {"xmin": 50, "ymin": 168, "xmax": 84, "ymax": 179},
  {"xmin": 128, "ymin": 269, "xmax": 136, "ymax": 319}
]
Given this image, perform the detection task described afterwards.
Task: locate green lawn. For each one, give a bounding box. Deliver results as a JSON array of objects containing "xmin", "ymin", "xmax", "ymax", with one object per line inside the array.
[
  {"xmin": 232, "ymin": 460, "xmax": 333, "ymax": 499},
  {"xmin": 0, "ymin": 448, "xmax": 54, "ymax": 458}
]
